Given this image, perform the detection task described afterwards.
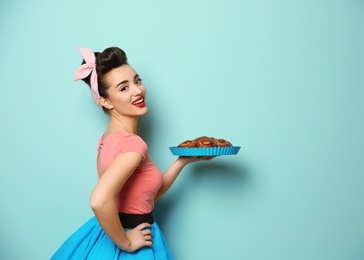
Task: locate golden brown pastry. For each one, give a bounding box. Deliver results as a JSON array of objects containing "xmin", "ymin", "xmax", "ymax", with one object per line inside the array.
[
  {"xmin": 214, "ymin": 138, "xmax": 232, "ymax": 147},
  {"xmin": 195, "ymin": 136, "xmax": 215, "ymax": 147},
  {"xmin": 178, "ymin": 140, "xmax": 196, "ymax": 148},
  {"xmin": 178, "ymin": 136, "xmax": 232, "ymax": 148}
]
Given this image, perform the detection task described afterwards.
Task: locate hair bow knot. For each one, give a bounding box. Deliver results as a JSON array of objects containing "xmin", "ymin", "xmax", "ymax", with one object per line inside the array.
[{"xmin": 73, "ymin": 47, "xmax": 101, "ymax": 107}]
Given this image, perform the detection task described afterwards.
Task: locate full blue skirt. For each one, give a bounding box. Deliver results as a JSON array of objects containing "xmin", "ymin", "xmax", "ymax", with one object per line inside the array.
[{"xmin": 51, "ymin": 216, "xmax": 173, "ymax": 259}]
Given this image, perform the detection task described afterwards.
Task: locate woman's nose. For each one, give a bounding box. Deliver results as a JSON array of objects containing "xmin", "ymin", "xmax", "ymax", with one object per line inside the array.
[{"xmin": 133, "ymin": 84, "xmax": 143, "ymax": 95}]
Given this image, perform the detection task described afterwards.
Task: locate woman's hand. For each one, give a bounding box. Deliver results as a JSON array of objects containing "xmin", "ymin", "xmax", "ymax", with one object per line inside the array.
[
  {"xmin": 177, "ymin": 156, "xmax": 215, "ymax": 166},
  {"xmin": 124, "ymin": 223, "xmax": 153, "ymax": 252}
]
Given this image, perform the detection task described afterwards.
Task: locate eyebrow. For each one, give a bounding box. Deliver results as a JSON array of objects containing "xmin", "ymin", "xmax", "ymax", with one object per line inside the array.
[{"xmin": 115, "ymin": 74, "xmax": 139, "ymax": 88}]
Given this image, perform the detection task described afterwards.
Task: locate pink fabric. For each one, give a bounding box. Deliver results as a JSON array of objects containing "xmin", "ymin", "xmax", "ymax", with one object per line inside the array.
[
  {"xmin": 73, "ymin": 47, "xmax": 101, "ymax": 107},
  {"xmin": 98, "ymin": 132, "xmax": 163, "ymax": 214}
]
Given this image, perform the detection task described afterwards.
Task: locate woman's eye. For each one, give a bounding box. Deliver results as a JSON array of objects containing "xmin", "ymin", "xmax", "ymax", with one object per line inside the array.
[
  {"xmin": 120, "ymin": 86, "xmax": 129, "ymax": 91},
  {"xmin": 136, "ymin": 78, "xmax": 143, "ymax": 84}
]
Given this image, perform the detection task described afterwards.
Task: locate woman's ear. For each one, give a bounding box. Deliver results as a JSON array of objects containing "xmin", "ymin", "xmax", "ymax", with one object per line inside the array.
[{"xmin": 99, "ymin": 97, "xmax": 114, "ymax": 110}]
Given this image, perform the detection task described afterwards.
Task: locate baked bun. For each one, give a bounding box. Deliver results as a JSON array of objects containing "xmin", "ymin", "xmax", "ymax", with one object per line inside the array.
[
  {"xmin": 214, "ymin": 138, "xmax": 232, "ymax": 147},
  {"xmin": 195, "ymin": 136, "xmax": 215, "ymax": 147},
  {"xmin": 177, "ymin": 136, "xmax": 232, "ymax": 148},
  {"xmin": 178, "ymin": 140, "xmax": 196, "ymax": 148}
]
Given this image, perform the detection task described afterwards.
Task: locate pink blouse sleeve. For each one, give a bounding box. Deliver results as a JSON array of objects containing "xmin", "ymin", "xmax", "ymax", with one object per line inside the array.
[{"xmin": 114, "ymin": 133, "xmax": 148, "ymax": 159}]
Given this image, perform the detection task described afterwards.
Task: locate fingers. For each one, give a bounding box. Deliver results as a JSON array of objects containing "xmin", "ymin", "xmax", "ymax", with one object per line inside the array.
[
  {"xmin": 197, "ymin": 156, "xmax": 215, "ymax": 160},
  {"xmin": 143, "ymin": 230, "xmax": 153, "ymax": 247},
  {"xmin": 125, "ymin": 223, "xmax": 155, "ymax": 251},
  {"xmin": 141, "ymin": 229, "xmax": 152, "ymax": 235},
  {"xmin": 137, "ymin": 223, "xmax": 153, "ymax": 247},
  {"xmin": 143, "ymin": 234, "xmax": 152, "ymax": 242},
  {"xmin": 145, "ymin": 240, "xmax": 153, "ymax": 247},
  {"xmin": 204, "ymin": 156, "xmax": 215, "ymax": 160},
  {"xmin": 136, "ymin": 222, "xmax": 152, "ymax": 230},
  {"xmin": 141, "ymin": 229, "xmax": 152, "ymax": 241}
]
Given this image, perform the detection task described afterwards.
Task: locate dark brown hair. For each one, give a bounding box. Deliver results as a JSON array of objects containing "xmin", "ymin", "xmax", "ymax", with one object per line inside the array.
[{"xmin": 81, "ymin": 47, "xmax": 128, "ymax": 112}]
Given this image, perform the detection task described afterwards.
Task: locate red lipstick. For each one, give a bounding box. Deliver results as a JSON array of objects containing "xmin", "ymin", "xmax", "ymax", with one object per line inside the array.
[{"xmin": 132, "ymin": 97, "xmax": 145, "ymax": 108}]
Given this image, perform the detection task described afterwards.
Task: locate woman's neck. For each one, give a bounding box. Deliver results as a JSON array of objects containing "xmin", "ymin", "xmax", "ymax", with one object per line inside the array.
[{"xmin": 106, "ymin": 113, "xmax": 139, "ymax": 135}]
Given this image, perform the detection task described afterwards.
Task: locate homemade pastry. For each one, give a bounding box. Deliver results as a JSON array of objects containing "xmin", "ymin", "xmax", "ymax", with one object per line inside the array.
[
  {"xmin": 213, "ymin": 138, "xmax": 232, "ymax": 147},
  {"xmin": 178, "ymin": 140, "xmax": 196, "ymax": 148},
  {"xmin": 178, "ymin": 136, "xmax": 232, "ymax": 148},
  {"xmin": 195, "ymin": 136, "xmax": 215, "ymax": 147}
]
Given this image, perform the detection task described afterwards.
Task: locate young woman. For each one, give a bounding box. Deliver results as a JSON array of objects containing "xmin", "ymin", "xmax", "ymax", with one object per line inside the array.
[{"xmin": 51, "ymin": 47, "xmax": 210, "ymax": 259}]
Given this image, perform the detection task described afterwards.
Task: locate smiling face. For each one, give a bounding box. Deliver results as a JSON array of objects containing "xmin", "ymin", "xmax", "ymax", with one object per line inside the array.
[{"xmin": 100, "ymin": 65, "xmax": 148, "ymax": 117}]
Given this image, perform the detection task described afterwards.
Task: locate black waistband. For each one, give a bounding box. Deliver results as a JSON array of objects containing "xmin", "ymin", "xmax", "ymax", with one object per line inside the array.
[{"xmin": 118, "ymin": 212, "xmax": 154, "ymax": 229}]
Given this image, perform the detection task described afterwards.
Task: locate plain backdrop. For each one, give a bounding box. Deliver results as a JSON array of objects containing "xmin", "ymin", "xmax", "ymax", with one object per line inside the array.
[{"xmin": 1, "ymin": 0, "xmax": 364, "ymax": 259}]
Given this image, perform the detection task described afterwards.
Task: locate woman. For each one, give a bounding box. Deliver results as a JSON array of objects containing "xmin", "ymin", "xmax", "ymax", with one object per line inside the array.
[{"xmin": 51, "ymin": 47, "xmax": 210, "ymax": 259}]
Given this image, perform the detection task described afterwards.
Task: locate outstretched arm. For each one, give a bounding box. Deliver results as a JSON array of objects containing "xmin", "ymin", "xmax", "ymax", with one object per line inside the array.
[{"xmin": 154, "ymin": 156, "xmax": 212, "ymax": 202}]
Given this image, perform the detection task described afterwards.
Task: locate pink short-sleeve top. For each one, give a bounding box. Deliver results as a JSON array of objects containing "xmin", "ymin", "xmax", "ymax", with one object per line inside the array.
[{"xmin": 97, "ymin": 131, "xmax": 163, "ymax": 214}]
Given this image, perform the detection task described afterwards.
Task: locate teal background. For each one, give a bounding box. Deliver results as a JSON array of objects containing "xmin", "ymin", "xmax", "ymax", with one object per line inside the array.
[{"xmin": 1, "ymin": 0, "xmax": 364, "ymax": 259}]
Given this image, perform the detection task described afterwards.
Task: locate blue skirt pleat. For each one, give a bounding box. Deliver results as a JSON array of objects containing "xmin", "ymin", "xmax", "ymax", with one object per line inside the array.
[{"xmin": 51, "ymin": 216, "xmax": 173, "ymax": 260}]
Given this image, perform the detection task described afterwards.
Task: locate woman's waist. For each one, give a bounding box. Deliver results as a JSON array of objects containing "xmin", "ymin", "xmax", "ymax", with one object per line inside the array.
[{"xmin": 118, "ymin": 211, "xmax": 154, "ymax": 229}]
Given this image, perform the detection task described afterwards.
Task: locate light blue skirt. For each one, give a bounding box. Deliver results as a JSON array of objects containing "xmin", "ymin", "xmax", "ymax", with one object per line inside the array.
[{"xmin": 51, "ymin": 216, "xmax": 173, "ymax": 259}]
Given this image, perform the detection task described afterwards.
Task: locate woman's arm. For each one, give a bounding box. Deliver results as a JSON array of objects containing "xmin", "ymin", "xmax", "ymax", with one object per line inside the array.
[
  {"xmin": 155, "ymin": 156, "xmax": 211, "ymax": 202},
  {"xmin": 90, "ymin": 152, "xmax": 152, "ymax": 252}
]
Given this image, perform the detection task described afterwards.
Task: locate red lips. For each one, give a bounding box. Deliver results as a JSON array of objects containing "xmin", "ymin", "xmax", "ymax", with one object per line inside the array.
[{"xmin": 132, "ymin": 97, "xmax": 145, "ymax": 108}]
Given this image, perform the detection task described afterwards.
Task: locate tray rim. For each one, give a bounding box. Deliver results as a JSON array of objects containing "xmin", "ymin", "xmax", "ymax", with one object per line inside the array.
[{"xmin": 169, "ymin": 146, "xmax": 241, "ymax": 156}]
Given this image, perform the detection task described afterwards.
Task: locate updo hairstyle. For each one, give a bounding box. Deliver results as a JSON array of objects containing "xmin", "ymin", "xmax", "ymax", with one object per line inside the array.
[{"xmin": 81, "ymin": 47, "xmax": 128, "ymax": 112}]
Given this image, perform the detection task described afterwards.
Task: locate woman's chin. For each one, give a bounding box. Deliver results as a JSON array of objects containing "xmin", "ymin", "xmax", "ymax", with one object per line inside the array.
[{"xmin": 139, "ymin": 106, "xmax": 148, "ymax": 116}]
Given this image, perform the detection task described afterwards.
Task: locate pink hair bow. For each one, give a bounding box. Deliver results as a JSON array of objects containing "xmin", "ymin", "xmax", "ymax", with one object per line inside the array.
[{"xmin": 73, "ymin": 47, "xmax": 101, "ymax": 107}]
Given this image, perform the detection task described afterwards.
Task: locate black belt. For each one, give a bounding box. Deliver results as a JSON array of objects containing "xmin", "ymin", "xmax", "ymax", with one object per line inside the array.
[{"xmin": 118, "ymin": 212, "xmax": 154, "ymax": 229}]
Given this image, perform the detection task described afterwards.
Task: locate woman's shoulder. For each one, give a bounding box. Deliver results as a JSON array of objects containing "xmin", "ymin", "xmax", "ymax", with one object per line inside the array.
[
  {"xmin": 98, "ymin": 131, "xmax": 148, "ymax": 158},
  {"xmin": 105, "ymin": 131, "xmax": 144, "ymax": 143},
  {"xmin": 103, "ymin": 131, "xmax": 147, "ymax": 152}
]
